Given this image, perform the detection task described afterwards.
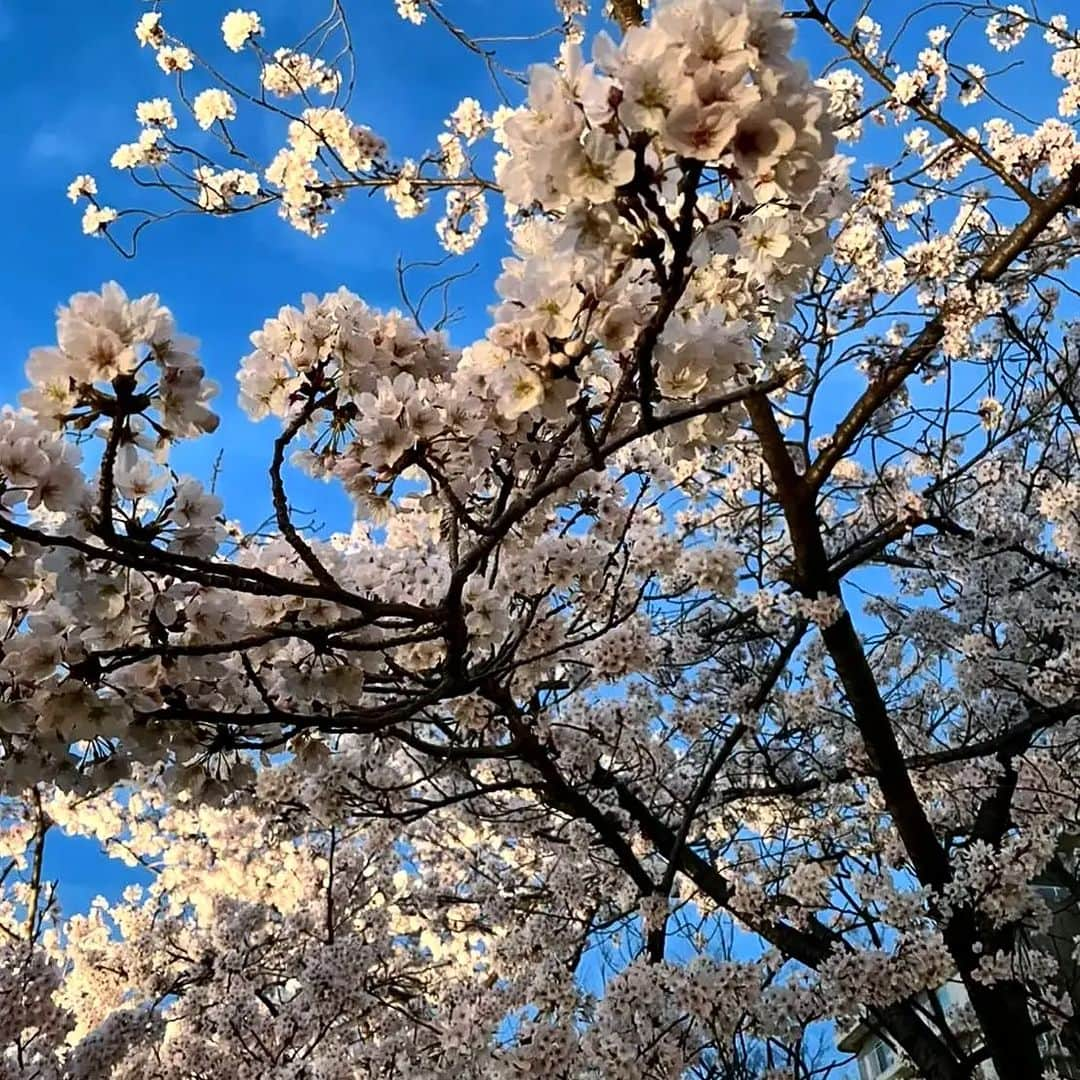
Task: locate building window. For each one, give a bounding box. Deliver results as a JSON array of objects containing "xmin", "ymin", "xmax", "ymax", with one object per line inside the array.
[
  {"xmin": 1038, "ymin": 1028, "xmax": 1065, "ymax": 1059},
  {"xmin": 859, "ymin": 1038, "xmax": 896, "ymax": 1079},
  {"xmin": 1034, "ymin": 882, "xmax": 1072, "ymax": 906}
]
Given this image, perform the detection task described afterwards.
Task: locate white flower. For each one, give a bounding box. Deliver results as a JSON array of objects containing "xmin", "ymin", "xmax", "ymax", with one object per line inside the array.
[
  {"xmin": 739, "ymin": 212, "xmax": 792, "ymax": 272},
  {"xmin": 194, "ymin": 167, "xmax": 259, "ymax": 211},
  {"xmin": 0, "ymin": 439, "xmax": 50, "ymax": 489},
  {"xmin": 136, "ymin": 98, "xmax": 177, "ymax": 130},
  {"xmin": 156, "ymin": 46, "xmax": 193, "ymax": 73},
  {"xmin": 492, "ymin": 360, "xmax": 545, "ymax": 419},
  {"xmin": 436, "ymin": 190, "xmax": 487, "ymax": 254},
  {"xmin": 358, "ymin": 416, "xmax": 413, "ymax": 469},
  {"xmin": 82, "ymin": 205, "xmax": 118, "ymax": 236},
  {"xmin": 959, "ymin": 65, "xmax": 986, "ymax": 106},
  {"xmin": 385, "ymin": 162, "xmax": 425, "ymax": 219},
  {"xmin": 28, "ymin": 460, "xmax": 83, "ymax": 511},
  {"xmin": 115, "ymin": 458, "xmax": 167, "ymax": 502},
  {"xmin": 986, "ymin": 5, "xmax": 1028, "ymax": 51},
  {"xmin": 1046, "ymin": 14, "xmax": 1069, "ymax": 46},
  {"xmin": 438, "ymin": 133, "xmax": 466, "ymax": 179},
  {"xmin": 449, "ymin": 98, "xmax": 487, "ymax": 143},
  {"xmin": 111, "ymin": 129, "xmax": 167, "ymax": 171},
  {"xmin": 193, "ymin": 89, "xmax": 237, "ymax": 130},
  {"xmin": 664, "ymin": 100, "xmax": 740, "ymax": 160},
  {"xmin": 657, "ymin": 350, "xmax": 710, "ymax": 398},
  {"xmin": 395, "ymin": 0, "xmax": 426, "ymax": 25},
  {"xmin": 892, "ymin": 71, "xmax": 924, "ymax": 106},
  {"xmin": 169, "ymin": 477, "xmax": 223, "ymax": 529},
  {"xmin": 222, "ymin": 9, "xmax": 262, "ymax": 52},
  {"xmin": 731, "ymin": 105, "xmax": 798, "ymax": 176},
  {"xmin": 66, "ymin": 175, "xmax": 97, "ymax": 204},
  {"xmin": 978, "ymin": 396, "xmax": 1004, "ymax": 429},
  {"xmin": 134, "ymin": 12, "xmax": 164, "ymax": 48},
  {"xmin": 560, "ymin": 131, "xmax": 635, "ymax": 202},
  {"xmin": 261, "ymin": 49, "xmax": 340, "ymax": 98},
  {"xmin": 21, "ymin": 350, "xmax": 79, "ymax": 425}
]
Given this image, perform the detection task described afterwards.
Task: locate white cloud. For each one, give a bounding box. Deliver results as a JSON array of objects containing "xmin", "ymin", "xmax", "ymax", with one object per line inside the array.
[{"xmin": 26, "ymin": 128, "xmax": 80, "ymax": 165}]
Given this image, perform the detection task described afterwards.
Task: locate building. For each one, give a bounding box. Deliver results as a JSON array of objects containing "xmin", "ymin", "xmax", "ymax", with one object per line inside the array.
[
  {"xmin": 839, "ymin": 964, "xmax": 1077, "ymax": 1078},
  {"xmin": 838, "ymin": 870, "xmax": 1080, "ymax": 1077},
  {"xmin": 838, "ymin": 980, "xmax": 976, "ymax": 1080},
  {"xmin": 838, "ymin": 976, "xmax": 1075, "ymax": 1078}
]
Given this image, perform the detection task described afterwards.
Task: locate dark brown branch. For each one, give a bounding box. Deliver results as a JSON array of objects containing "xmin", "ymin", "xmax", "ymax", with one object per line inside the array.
[{"xmin": 807, "ymin": 166, "xmax": 1080, "ymax": 491}]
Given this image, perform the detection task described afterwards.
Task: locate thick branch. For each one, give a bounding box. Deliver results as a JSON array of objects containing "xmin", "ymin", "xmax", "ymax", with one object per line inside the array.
[{"xmin": 807, "ymin": 166, "xmax": 1080, "ymax": 491}]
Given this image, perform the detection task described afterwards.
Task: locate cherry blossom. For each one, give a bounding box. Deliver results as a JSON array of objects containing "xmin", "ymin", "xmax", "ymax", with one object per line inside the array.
[{"xmin": 5, "ymin": 1, "xmax": 1080, "ymax": 1077}]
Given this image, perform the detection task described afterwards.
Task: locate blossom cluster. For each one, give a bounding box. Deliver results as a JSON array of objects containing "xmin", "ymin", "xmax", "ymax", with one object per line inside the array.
[
  {"xmin": 71, "ymin": 4, "xmax": 502, "ymax": 246},
  {"xmin": 18, "ymin": 2, "xmax": 1080, "ymax": 1077},
  {"xmin": 20, "ymin": 282, "xmax": 217, "ymax": 446}
]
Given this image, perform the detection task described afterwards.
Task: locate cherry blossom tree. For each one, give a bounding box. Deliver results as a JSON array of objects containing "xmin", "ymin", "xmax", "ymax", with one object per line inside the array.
[{"xmin": 2, "ymin": 0, "xmax": 1080, "ymax": 1075}]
